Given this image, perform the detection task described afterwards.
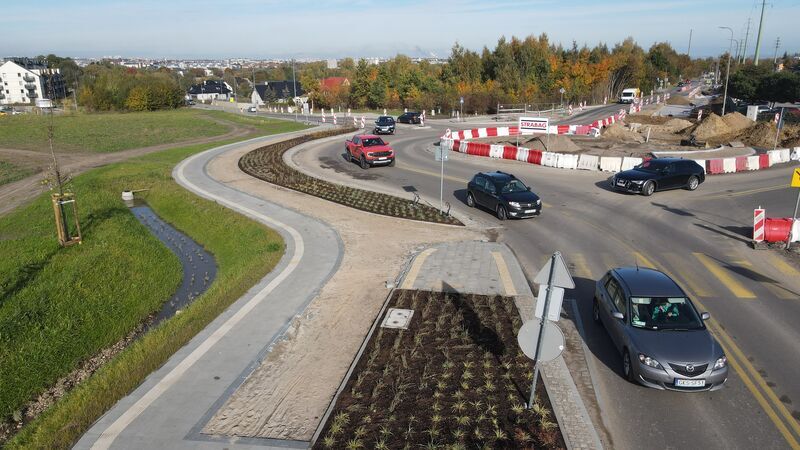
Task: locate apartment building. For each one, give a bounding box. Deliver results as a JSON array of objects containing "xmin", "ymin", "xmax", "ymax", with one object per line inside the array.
[{"xmin": 0, "ymin": 58, "xmax": 66, "ymax": 105}]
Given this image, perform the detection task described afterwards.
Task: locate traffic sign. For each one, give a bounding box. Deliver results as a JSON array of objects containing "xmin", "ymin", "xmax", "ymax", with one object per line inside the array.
[
  {"xmin": 517, "ymin": 320, "xmax": 564, "ymax": 362},
  {"xmin": 533, "ymin": 252, "xmax": 575, "ymax": 288},
  {"xmin": 792, "ymin": 168, "xmax": 800, "ymax": 188},
  {"xmin": 559, "ymin": 87, "xmax": 566, "ymax": 94},
  {"xmin": 459, "ymin": 97, "xmax": 464, "ymax": 104},
  {"xmin": 535, "ymin": 286, "xmax": 564, "ymax": 322},
  {"xmin": 435, "ymin": 146, "xmax": 449, "ymax": 161}
]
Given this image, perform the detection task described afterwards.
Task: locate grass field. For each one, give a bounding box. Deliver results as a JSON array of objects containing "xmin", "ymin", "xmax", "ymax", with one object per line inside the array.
[
  {"xmin": 203, "ymin": 110, "xmax": 312, "ymax": 132},
  {"xmin": 2, "ymin": 120, "xmax": 306, "ymax": 448},
  {"xmin": 0, "ymin": 161, "xmax": 34, "ymax": 186},
  {"xmin": 0, "ymin": 109, "xmax": 229, "ymax": 153}
]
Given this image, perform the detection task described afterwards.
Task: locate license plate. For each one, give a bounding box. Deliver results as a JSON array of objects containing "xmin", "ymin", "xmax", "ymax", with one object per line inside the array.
[
  {"xmin": 378, "ymin": 157, "xmax": 387, "ymax": 160},
  {"xmin": 675, "ymin": 378, "xmax": 706, "ymax": 387},
  {"xmin": 525, "ymin": 209, "xmax": 537, "ymax": 214}
]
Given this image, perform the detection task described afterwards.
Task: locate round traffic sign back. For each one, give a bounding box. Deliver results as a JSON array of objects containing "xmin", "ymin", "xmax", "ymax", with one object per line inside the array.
[{"xmin": 517, "ymin": 320, "xmax": 565, "ymax": 362}]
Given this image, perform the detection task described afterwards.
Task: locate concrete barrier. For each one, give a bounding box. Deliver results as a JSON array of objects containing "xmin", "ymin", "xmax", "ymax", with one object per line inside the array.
[
  {"xmin": 516, "ymin": 148, "xmax": 530, "ymax": 162},
  {"xmin": 792, "ymin": 147, "xmax": 800, "ymax": 161},
  {"xmin": 621, "ymin": 157, "xmax": 643, "ymax": 171},
  {"xmin": 527, "ymin": 149, "xmax": 543, "ymax": 164},
  {"xmin": 722, "ymin": 157, "xmax": 737, "ymax": 173},
  {"xmin": 768, "ymin": 149, "xmax": 784, "ymax": 165},
  {"xmin": 459, "ymin": 140, "xmax": 469, "ymax": 153},
  {"xmin": 577, "ymin": 154, "xmax": 600, "ymax": 171},
  {"xmin": 746, "ymin": 155, "xmax": 761, "ymax": 170},
  {"xmin": 707, "ymin": 159, "xmax": 724, "ymax": 174},
  {"xmin": 557, "ymin": 153, "xmax": 579, "ymax": 169},
  {"xmin": 489, "ymin": 144, "xmax": 504, "ymax": 159},
  {"xmin": 778, "ymin": 149, "xmax": 791, "ymax": 163},
  {"xmin": 541, "ymin": 152, "xmax": 559, "ymax": 167},
  {"xmin": 600, "ymin": 156, "xmax": 622, "ymax": 172},
  {"xmin": 496, "ymin": 126, "xmax": 510, "ymax": 137}
]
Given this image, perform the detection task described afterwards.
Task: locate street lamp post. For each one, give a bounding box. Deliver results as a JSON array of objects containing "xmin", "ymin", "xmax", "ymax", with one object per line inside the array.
[{"xmin": 719, "ymin": 26, "xmax": 736, "ymax": 116}]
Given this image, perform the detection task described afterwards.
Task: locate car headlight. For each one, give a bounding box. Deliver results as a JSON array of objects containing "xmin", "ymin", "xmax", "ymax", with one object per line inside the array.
[
  {"xmin": 508, "ymin": 202, "xmax": 521, "ymax": 209},
  {"xmin": 713, "ymin": 355, "xmax": 727, "ymax": 370},
  {"xmin": 536, "ymin": 199, "xmax": 542, "ymax": 205},
  {"xmin": 629, "ymin": 179, "xmax": 645, "ymax": 185},
  {"xmin": 638, "ymin": 353, "xmax": 663, "ymax": 370}
]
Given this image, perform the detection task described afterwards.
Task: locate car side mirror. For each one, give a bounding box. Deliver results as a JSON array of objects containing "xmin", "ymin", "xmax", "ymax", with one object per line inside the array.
[
  {"xmin": 526, "ymin": 186, "xmax": 531, "ymax": 191},
  {"xmin": 612, "ymin": 312, "xmax": 625, "ymax": 321},
  {"xmin": 701, "ymin": 312, "xmax": 711, "ymax": 321},
  {"xmin": 384, "ymin": 141, "xmax": 389, "ymax": 145}
]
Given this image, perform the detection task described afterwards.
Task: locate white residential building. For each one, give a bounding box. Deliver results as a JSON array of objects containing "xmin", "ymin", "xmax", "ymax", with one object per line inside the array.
[{"xmin": 0, "ymin": 59, "xmax": 65, "ymax": 105}]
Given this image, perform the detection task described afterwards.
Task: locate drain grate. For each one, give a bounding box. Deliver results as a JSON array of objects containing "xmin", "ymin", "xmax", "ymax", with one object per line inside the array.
[{"xmin": 381, "ymin": 308, "xmax": 414, "ymax": 329}]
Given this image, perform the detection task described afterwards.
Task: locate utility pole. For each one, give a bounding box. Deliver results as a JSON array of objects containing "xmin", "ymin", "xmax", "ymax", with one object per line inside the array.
[
  {"xmin": 773, "ymin": 37, "xmax": 781, "ymax": 65},
  {"xmin": 754, "ymin": 0, "xmax": 767, "ymax": 65},
  {"xmin": 687, "ymin": 29, "xmax": 693, "ymax": 56},
  {"xmin": 719, "ymin": 27, "xmax": 735, "ymax": 115},
  {"xmin": 292, "ymin": 59, "xmax": 298, "ymax": 122},
  {"xmin": 741, "ymin": 18, "xmax": 752, "ymax": 63}
]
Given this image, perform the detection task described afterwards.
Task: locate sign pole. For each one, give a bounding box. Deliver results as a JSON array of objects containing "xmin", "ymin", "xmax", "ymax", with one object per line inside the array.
[
  {"xmin": 528, "ymin": 252, "xmax": 557, "ymax": 408},
  {"xmin": 440, "ymin": 149, "xmax": 444, "ymax": 213}
]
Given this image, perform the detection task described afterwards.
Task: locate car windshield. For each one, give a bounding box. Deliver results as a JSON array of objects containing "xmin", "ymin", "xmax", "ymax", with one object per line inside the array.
[
  {"xmin": 377, "ymin": 117, "xmax": 394, "ymax": 124},
  {"xmin": 500, "ymin": 179, "xmax": 528, "ymax": 193},
  {"xmin": 634, "ymin": 160, "xmax": 667, "ymax": 173},
  {"xmin": 629, "ymin": 296, "xmax": 704, "ymax": 330},
  {"xmin": 362, "ymin": 137, "xmax": 385, "ymax": 147}
]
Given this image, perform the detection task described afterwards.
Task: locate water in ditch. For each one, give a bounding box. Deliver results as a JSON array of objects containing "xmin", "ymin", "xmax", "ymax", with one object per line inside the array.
[{"xmin": 128, "ymin": 201, "xmax": 217, "ymax": 326}]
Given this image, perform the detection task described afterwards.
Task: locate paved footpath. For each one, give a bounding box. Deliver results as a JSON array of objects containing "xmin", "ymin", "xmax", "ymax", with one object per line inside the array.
[
  {"xmin": 76, "ymin": 131, "xmax": 343, "ymax": 450},
  {"xmin": 399, "ymin": 241, "xmax": 604, "ymax": 450}
]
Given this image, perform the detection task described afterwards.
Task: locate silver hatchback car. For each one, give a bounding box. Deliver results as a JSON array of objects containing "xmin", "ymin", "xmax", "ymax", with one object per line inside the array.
[{"xmin": 594, "ymin": 267, "xmax": 728, "ymax": 391}]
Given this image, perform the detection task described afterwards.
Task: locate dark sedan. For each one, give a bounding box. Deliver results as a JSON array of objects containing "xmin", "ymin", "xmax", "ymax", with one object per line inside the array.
[
  {"xmin": 373, "ymin": 116, "xmax": 395, "ymax": 134},
  {"xmin": 612, "ymin": 158, "xmax": 705, "ymax": 196},
  {"xmin": 466, "ymin": 171, "xmax": 541, "ymax": 220},
  {"xmin": 594, "ymin": 267, "xmax": 728, "ymax": 392},
  {"xmin": 397, "ymin": 112, "xmax": 421, "ymax": 124}
]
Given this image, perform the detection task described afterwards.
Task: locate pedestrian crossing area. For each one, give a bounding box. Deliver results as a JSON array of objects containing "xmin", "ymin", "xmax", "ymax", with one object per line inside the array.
[{"xmin": 559, "ymin": 250, "xmax": 799, "ymax": 301}]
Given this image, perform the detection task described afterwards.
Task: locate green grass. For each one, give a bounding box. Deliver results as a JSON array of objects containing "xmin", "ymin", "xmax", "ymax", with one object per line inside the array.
[
  {"xmin": 203, "ymin": 110, "xmax": 311, "ymax": 133},
  {"xmin": 2, "ymin": 133, "xmax": 294, "ymax": 448},
  {"xmin": 0, "ymin": 161, "xmax": 34, "ymax": 186},
  {"xmin": 0, "ymin": 109, "xmax": 230, "ymax": 153}
]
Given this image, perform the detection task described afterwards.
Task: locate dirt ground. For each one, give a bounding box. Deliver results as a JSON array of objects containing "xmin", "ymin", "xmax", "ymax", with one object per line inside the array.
[
  {"xmin": 0, "ymin": 115, "xmax": 254, "ymax": 217},
  {"xmin": 201, "ymin": 141, "xmax": 482, "ymax": 440}
]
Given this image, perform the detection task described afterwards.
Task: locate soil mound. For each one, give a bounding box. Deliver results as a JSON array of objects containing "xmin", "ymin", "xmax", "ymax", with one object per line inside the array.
[
  {"xmin": 525, "ymin": 134, "xmax": 581, "ymax": 153},
  {"xmin": 693, "ymin": 113, "xmax": 731, "ymax": 140},
  {"xmin": 734, "ymin": 121, "xmax": 777, "ymax": 148},
  {"xmin": 603, "ymin": 123, "xmax": 645, "ymax": 143},
  {"xmin": 626, "ymin": 114, "xmax": 670, "ymax": 125},
  {"xmin": 662, "ymin": 118, "xmax": 693, "ymax": 133},
  {"xmin": 667, "ymin": 95, "xmax": 692, "ymax": 106},
  {"xmin": 722, "ymin": 112, "xmax": 754, "ymax": 132}
]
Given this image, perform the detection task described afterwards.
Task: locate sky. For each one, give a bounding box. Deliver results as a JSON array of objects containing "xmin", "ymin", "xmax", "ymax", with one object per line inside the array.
[{"xmin": 1, "ymin": 0, "xmax": 798, "ymax": 60}]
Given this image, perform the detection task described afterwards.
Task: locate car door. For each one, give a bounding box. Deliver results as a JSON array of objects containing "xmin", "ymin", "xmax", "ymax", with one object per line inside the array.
[
  {"xmin": 604, "ymin": 277, "xmax": 628, "ymax": 352},
  {"xmin": 472, "ymin": 176, "xmax": 489, "ymax": 207},
  {"xmin": 659, "ymin": 163, "xmax": 683, "ymax": 189},
  {"xmin": 351, "ymin": 136, "xmax": 361, "ymax": 158},
  {"xmin": 483, "ymin": 179, "xmax": 500, "ymax": 211}
]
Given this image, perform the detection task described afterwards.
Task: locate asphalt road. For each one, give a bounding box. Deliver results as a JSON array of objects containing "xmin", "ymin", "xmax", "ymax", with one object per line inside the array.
[{"xmin": 295, "ymin": 122, "xmax": 800, "ymax": 449}]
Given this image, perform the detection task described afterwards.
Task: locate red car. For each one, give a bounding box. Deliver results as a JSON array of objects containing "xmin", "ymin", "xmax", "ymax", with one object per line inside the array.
[{"xmin": 344, "ymin": 134, "xmax": 395, "ymax": 169}]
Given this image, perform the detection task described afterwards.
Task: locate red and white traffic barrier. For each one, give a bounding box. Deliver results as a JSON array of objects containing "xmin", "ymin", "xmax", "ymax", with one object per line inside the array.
[{"xmin": 754, "ymin": 208, "xmax": 765, "ymax": 242}]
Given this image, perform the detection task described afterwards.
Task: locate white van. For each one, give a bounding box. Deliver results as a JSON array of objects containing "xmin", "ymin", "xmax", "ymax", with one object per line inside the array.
[{"xmin": 619, "ymin": 88, "xmax": 640, "ymax": 104}]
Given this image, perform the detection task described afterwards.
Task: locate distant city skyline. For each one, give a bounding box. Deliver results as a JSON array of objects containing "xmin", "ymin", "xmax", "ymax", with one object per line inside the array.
[{"xmin": 3, "ymin": 0, "xmax": 798, "ymax": 60}]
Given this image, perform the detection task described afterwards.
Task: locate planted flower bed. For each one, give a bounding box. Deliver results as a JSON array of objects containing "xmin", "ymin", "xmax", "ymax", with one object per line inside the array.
[
  {"xmin": 238, "ymin": 128, "xmax": 463, "ymax": 225},
  {"xmin": 313, "ymin": 290, "xmax": 564, "ymax": 449}
]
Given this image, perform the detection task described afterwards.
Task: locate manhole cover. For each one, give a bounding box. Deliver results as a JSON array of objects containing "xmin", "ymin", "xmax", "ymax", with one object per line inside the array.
[{"xmin": 381, "ymin": 308, "xmax": 414, "ymax": 329}]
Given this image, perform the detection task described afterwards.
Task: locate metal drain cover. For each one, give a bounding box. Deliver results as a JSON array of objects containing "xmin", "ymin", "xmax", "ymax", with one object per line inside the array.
[{"xmin": 381, "ymin": 308, "xmax": 414, "ymax": 329}]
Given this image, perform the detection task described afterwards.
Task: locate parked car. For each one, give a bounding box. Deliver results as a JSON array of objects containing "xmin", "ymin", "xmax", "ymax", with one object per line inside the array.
[
  {"xmin": 466, "ymin": 171, "xmax": 541, "ymax": 220},
  {"xmin": 373, "ymin": 116, "xmax": 396, "ymax": 134},
  {"xmin": 247, "ymin": 106, "xmax": 257, "ymax": 113},
  {"xmin": 612, "ymin": 158, "xmax": 705, "ymax": 196},
  {"xmin": 397, "ymin": 112, "xmax": 421, "ymax": 124},
  {"xmin": 344, "ymin": 134, "xmax": 395, "ymax": 169},
  {"xmin": 594, "ymin": 267, "xmax": 728, "ymax": 391}
]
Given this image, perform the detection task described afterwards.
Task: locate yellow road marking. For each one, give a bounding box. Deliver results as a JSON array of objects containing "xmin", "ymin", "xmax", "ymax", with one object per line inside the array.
[
  {"xmin": 764, "ymin": 252, "xmax": 800, "ymax": 277},
  {"xmin": 601, "ymin": 254, "xmax": 620, "ymax": 271},
  {"xmin": 661, "ymin": 253, "xmax": 713, "ymax": 298},
  {"xmin": 641, "ymin": 258, "xmax": 800, "ymax": 448},
  {"xmin": 730, "ymin": 258, "xmax": 795, "ymax": 300},
  {"xmin": 400, "ymin": 248, "xmax": 437, "ymax": 289},
  {"xmin": 492, "ymin": 251, "xmax": 518, "ymax": 296},
  {"xmin": 632, "ymin": 252, "xmax": 657, "ymax": 270},
  {"xmin": 693, "ymin": 253, "xmax": 756, "ymax": 299},
  {"xmin": 570, "ymin": 253, "xmax": 593, "ymax": 279}
]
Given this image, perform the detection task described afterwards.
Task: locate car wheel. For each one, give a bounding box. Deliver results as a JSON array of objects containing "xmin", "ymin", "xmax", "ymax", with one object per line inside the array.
[
  {"xmin": 623, "ymin": 350, "xmax": 635, "ymax": 382},
  {"xmin": 496, "ymin": 205, "xmax": 507, "ymax": 221},
  {"xmin": 592, "ymin": 298, "xmax": 601, "ymax": 324},
  {"xmin": 388, "ymin": 158, "xmax": 395, "ymax": 167},
  {"xmin": 346, "ymin": 149, "xmax": 352, "ymax": 162},
  {"xmin": 466, "ymin": 192, "xmax": 475, "ymax": 208},
  {"xmin": 642, "ymin": 181, "xmax": 655, "ymax": 196},
  {"xmin": 686, "ymin": 175, "xmax": 699, "ymax": 191},
  {"xmin": 360, "ymin": 155, "xmax": 369, "ymax": 170}
]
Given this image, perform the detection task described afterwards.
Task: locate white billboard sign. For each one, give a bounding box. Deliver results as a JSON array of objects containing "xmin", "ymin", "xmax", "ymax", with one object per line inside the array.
[{"xmin": 519, "ymin": 117, "xmax": 549, "ymax": 135}]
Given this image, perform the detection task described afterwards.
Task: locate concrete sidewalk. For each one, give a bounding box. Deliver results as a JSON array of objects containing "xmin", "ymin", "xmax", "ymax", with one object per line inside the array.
[
  {"xmin": 398, "ymin": 241, "xmax": 603, "ymax": 450},
  {"xmin": 75, "ymin": 131, "xmax": 343, "ymax": 450}
]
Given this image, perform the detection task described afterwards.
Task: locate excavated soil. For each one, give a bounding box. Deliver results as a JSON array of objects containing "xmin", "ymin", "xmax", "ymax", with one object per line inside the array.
[
  {"xmin": 722, "ymin": 112, "xmax": 754, "ymax": 133},
  {"xmin": 667, "ymin": 95, "xmax": 692, "ymax": 106},
  {"xmin": 693, "ymin": 113, "xmax": 731, "ymax": 140},
  {"xmin": 602, "ymin": 123, "xmax": 645, "ymax": 143},
  {"xmin": 468, "ymin": 134, "xmax": 581, "ymax": 153}
]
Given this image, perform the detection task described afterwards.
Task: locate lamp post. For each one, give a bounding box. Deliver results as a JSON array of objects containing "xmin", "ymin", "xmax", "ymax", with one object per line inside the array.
[{"xmin": 719, "ymin": 26, "xmax": 734, "ymax": 116}]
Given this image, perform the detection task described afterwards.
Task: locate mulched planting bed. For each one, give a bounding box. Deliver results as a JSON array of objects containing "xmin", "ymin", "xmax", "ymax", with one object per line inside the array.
[
  {"xmin": 313, "ymin": 289, "xmax": 564, "ymax": 449},
  {"xmin": 238, "ymin": 128, "xmax": 463, "ymax": 226}
]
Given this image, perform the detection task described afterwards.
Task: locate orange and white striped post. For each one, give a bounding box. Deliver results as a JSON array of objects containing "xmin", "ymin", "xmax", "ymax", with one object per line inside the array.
[{"xmin": 754, "ymin": 207, "xmax": 766, "ymax": 242}]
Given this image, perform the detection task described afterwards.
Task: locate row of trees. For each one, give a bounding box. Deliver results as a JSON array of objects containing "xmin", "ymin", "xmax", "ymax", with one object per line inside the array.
[
  {"xmin": 78, "ymin": 64, "xmax": 185, "ymax": 111},
  {"xmin": 729, "ymin": 63, "xmax": 800, "ymax": 104},
  {"xmin": 301, "ymin": 35, "xmax": 712, "ymax": 113}
]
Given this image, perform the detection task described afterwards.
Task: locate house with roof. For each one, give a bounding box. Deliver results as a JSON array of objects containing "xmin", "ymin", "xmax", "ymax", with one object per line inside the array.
[
  {"xmin": 251, "ymin": 81, "xmax": 305, "ymax": 105},
  {"xmin": 187, "ymin": 79, "xmax": 233, "ymax": 102},
  {"xmin": 320, "ymin": 77, "xmax": 350, "ymax": 90},
  {"xmin": 0, "ymin": 58, "xmax": 66, "ymax": 105}
]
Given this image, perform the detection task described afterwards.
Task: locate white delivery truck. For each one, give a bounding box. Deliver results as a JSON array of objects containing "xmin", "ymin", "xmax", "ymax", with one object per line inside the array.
[{"xmin": 618, "ymin": 88, "xmax": 641, "ymax": 104}]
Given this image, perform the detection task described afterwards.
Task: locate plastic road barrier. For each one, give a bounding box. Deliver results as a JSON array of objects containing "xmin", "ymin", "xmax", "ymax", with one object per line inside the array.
[{"xmin": 754, "ymin": 208, "xmax": 765, "ymax": 242}]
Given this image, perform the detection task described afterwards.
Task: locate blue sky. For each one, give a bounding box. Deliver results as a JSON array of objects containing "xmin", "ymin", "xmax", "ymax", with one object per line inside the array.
[{"xmin": 1, "ymin": 0, "xmax": 797, "ymax": 59}]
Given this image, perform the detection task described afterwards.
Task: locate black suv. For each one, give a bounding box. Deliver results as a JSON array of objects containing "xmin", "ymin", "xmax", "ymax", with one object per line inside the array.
[
  {"xmin": 397, "ymin": 112, "xmax": 421, "ymax": 124},
  {"xmin": 612, "ymin": 158, "xmax": 705, "ymax": 196},
  {"xmin": 373, "ymin": 116, "xmax": 395, "ymax": 134},
  {"xmin": 466, "ymin": 171, "xmax": 542, "ymax": 220}
]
